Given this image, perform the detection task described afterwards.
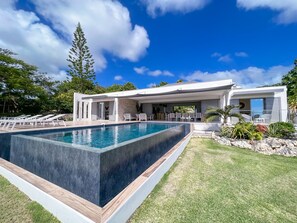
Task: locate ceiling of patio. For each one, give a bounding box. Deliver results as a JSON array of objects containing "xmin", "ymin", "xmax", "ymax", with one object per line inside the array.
[{"xmin": 130, "ymin": 90, "xmax": 226, "ymax": 104}]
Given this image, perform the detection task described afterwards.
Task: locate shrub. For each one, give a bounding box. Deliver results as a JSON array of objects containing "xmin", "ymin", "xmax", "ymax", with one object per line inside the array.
[
  {"xmin": 256, "ymin": 124, "xmax": 268, "ymax": 134},
  {"xmin": 220, "ymin": 122, "xmax": 263, "ymax": 140},
  {"xmin": 231, "ymin": 122, "xmax": 263, "ymax": 140},
  {"xmin": 220, "ymin": 126, "xmax": 233, "ymax": 138},
  {"xmin": 268, "ymin": 122, "xmax": 295, "ymax": 138}
]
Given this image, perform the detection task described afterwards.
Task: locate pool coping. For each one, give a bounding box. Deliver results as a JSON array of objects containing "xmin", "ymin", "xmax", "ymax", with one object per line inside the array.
[
  {"xmin": 22, "ymin": 123, "xmax": 183, "ymax": 154},
  {"xmin": 0, "ymin": 125, "xmax": 193, "ymax": 223}
]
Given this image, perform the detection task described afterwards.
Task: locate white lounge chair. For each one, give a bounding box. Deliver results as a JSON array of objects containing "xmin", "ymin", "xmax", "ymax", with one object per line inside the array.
[
  {"xmin": 138, "ymin": 113, "xmax": 147, "ymax": 121},
  {"xmin": 38, "ymin": 114, "xmax": 66, "ymax": 126},
  {"xmin": 124, "ymin": 113, "xmax": 132, "ymax": 121},
  {"xmin": 5, "ymin": 114, "xmax": 53, "ymax": 130}
]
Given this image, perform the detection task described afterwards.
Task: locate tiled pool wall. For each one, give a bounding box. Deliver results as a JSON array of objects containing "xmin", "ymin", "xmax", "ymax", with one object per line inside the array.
[{"xmin": 9, "ymin": 123, "xmax": 190, "ymax": 206}]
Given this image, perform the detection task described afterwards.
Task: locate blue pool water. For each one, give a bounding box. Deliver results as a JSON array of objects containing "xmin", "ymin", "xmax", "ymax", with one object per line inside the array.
[{"xmin": 36, "ymin": 123, "xmax": 179, "ymax": 149}]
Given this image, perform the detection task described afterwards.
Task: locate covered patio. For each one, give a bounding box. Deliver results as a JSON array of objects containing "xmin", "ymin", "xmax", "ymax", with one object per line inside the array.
[{"xmin": 73, "ymin": 79, "xmax": 288, "ymax": 125}]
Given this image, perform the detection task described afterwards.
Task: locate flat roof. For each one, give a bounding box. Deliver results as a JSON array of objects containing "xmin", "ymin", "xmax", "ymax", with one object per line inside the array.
[{"xmin": 82, "ymin": 79, "xmax": 235, "ymax": 100}]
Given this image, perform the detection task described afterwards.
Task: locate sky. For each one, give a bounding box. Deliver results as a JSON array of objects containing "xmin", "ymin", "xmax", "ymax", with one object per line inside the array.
[{"xmin": 0, "ymin": 0, "xmax": 297, "ymax": 89}]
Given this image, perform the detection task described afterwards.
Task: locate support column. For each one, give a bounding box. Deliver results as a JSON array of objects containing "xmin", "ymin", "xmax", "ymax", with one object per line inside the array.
[
  {"xmin": 73, "ymin": 93, "xmax": 77, "ymax": 122},
  {"xmin": 88, "ymin": 100, "xmax": 92, "ymax": 121},
  {"xmin": 114, "ymin": 98, "xmax": 119, "ymax": 122},
  {"xmin": 83, "ymin": 101, "xmax": 87, "ymax": 120},
  {"xmin": 79, "ymin": 101, "xmax": 83, "ymax": 120}
]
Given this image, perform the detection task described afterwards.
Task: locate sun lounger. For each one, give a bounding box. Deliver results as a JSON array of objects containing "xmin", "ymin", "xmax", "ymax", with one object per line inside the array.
[{"xmin": 38, "ymin": 114, "xmax": 66, "ymax": 126}]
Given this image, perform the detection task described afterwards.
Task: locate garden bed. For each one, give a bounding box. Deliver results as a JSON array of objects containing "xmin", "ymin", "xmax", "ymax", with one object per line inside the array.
[{"xmin": 214, "ymin": 135, "xmax": 297, "ymax": 156}]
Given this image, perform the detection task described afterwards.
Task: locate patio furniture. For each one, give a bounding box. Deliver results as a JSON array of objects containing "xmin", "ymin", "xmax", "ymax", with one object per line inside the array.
[
  {"xmin": 175, "ymin": 113, "xmax": 181, "ymax": 121},
  {"xmin": 168, "ymin": 113, "xmax": 175, "ymax": 121},
  {"xmin": 38, "ymin": 114, "xmax": 66, "ymax": 126},
  {"xmin": 255, "ymin": 114, "xmax": 271, "ymax": 123},
  {"xmin": 123, "ymin": 113, "xmax": 136, "ymax": 121},
  {"xmin": 124, "ymin": 113, "xmax": 131, "ymax": 121},
  {"xmin": 148, "ymin": 114, "xmax": 154, "ymax": 120},
  {"xmin": 138, "ymin": 113, "xmax": 147, "ymax": 121}
]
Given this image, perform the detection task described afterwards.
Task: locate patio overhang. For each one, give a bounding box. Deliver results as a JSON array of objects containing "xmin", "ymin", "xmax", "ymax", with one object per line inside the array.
[{"xmin": 81, "ymin": 79, "xmax": 235, "ymax": 103}]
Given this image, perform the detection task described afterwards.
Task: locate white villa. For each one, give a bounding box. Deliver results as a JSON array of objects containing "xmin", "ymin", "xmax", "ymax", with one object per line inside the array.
[{"xmin": 73, "ymin": 79, "xmax": 287, "ymax": 124}]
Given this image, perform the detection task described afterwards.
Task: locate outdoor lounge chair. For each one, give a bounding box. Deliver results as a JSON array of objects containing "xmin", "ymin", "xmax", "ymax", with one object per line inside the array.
[
  {"xmin": 138, "ymin": 113, "xmax": 147, "ymax": 121},
  {"xmin": 38, "ymin": 114, "xmax": 66, "ymax": 126},
  {"xmin": 124, "ymin": 113, "xmax": 132, "ymax": 121},
  {"xmin": 4, "ymin": 114, "xmax": 53, "ymax": 130}
]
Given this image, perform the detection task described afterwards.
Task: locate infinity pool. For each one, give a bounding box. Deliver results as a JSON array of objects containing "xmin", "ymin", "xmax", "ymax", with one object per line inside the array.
[
  {"xmin": 10, "ymin": 122, "xmax": 190, "ymax": 206},
  {"xmin": 36, "ymin": 123, "xmax": 178, "ymax": 149}
]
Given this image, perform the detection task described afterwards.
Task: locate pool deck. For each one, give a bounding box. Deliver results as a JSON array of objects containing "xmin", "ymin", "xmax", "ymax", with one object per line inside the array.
[{"xmin": 0, "ymin": 125, "xmax": 192, "ymax": 223}]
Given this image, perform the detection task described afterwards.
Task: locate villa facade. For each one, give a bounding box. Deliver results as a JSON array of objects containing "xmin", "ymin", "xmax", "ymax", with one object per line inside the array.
[{"xmin": 73, "ymin": 79, "xmax": 288, "ymax": 124}]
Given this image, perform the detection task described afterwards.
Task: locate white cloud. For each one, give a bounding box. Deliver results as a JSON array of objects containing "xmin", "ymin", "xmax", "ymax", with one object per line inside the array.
[
  {"xmin": 134, "ymin": 66, "xmax": 149, "ymax": 74},
  {"xmin": 211, "ymin": 52, "xmax": 232, "ymax": 63},
  {"xmin": 237, "ymin": 0, "xmax": 297, "ymax": 24},
  {"xmin": 147, "ymin": 83, "xmax": 157, "ymax": 88},
  {"xmin": 218, "ymin": 54, "xmax": 232, "ymax": 63},
  {"xmin": 211, "ymin": 52, "xmax": 221, "ymax": 57},
  {"xmin": 141, "ymin": 0, "xmax": 210, "ymax": 17},
  {"xmin": 235, "ymin": 52, "xmax": 248, "ymax": 57},
  {"xmin": 181, "ymin": 65, "xmax": 292, "ymax": 88},
  {"xmin": 134, "ymin": 66, "xmax": 174, "ymax": 77},
  {"xmin": 0, "ymin": 0, "xmax": 149, "ymax": 81},
  {"xmin": 114, "ymin": 75, "xmax": 123, "ymax": 81}
]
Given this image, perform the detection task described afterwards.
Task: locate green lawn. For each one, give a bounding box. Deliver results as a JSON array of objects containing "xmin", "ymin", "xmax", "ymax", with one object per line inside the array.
[
  {"xmin": 130, "ymin": 138, "xmax": 297, "ymax": 223},
  {"xmin": 0, "ymin": 175, "xmax": 59, "ymax": 223}
]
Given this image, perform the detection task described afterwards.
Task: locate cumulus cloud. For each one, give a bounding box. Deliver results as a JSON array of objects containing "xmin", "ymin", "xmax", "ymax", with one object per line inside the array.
[
  {"xmin": 235, "ymin": 51, "xmax": 248, "ymax": 57},
  {"xmin": 0, "ymin": 0, "xmax": 149, "ymax": 80},
  {"xmin": 181, "ymin": 65, "xmax": 292, "ymax": 88},
  {"xmin": 237, "ymin": 0, "xmax": 297, "ymax": 24},
  {"xmin": 114, "ymin": 75, "xmax": 123, "ymax": 81},
  {"xmin": 141, "ymin": 0, "xmax": 210, "ymax": 17},
  {"xmin": 134, "ymin": 66, "xmax": 174, "ymax": 77}
]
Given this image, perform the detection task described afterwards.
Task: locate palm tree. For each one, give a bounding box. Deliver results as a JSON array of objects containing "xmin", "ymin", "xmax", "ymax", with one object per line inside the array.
[{"xmin": 204, "ymin": 105, "xmax": 243, "ymax": 125}]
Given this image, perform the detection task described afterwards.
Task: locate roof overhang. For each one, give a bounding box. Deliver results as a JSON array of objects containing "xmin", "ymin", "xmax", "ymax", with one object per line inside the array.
[{"xmin": 82, "ymin": 79, "xmax": 235, "ymax": 101}]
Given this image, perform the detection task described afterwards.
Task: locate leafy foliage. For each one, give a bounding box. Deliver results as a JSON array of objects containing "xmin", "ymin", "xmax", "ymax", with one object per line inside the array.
[
  {"xmin": 281, "ymin": 60, "xmax": 297, "ymax": 112},
  {"xmin": 231, "ymin": 122, "xmax": 263, "ymax": 140},
  {"xmin": 268, "ymin": 122, "xmax": 295, "ymax": 138},
  {"xmin": 205, "ymin": 105, "xmax": 243, "ymax": 124},
  {"xmin": 220, "ymin": 122, "xmax": 263, "ymax": 140},
  {"xmin": 0, "ymin": 48, "xmax": 55, "ymax": 114}
]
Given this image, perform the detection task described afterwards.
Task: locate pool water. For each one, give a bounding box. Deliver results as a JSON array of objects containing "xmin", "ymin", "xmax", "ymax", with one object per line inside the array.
[{"xmin": 36, "ymin": 123, "xmax": 179, "ymax": 149}]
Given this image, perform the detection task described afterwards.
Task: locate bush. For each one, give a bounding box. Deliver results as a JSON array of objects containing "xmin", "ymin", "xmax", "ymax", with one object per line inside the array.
[
  {"xmin": 231, "ymin": 122, "xmax": 263, "ymax": 140},
  {"xmin": 220, "ymin": 122, "xmax": 263, "ymax": 140},
  {"xmin": 220, "ymin": 126, "xmax": 233, "ymax": 138},
  {"xmin": 268, "ymin": 122, "xmax": 295, "ymax": 138}
]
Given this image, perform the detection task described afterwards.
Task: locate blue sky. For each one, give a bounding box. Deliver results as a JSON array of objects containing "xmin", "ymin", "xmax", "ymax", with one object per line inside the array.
[{"xmin": 1, "ymin": 0, "xmax": 297, "ymax": 89}]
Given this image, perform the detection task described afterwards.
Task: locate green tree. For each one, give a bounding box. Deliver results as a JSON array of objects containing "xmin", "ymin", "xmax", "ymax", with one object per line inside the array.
[
  {"xmin": 155, "ymin": 81, "xmax": 168, "ymax": 87},
  {"xmin": 67, "ymin": 22, "xmax": 95, "ymax": 93},
  {"xmin": 281, "ymin": 59, "xmax": 297, "ymax": 113},
  {"xmin": 204, "ymin": 105, "xmax": 243, "ymax": 125},
  {"xmin": 0, "ymin": 48, "xmax": 55, "ymax": 114}
]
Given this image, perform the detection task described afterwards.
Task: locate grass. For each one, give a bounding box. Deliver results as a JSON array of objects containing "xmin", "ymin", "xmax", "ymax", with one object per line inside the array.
[
  {"xmin": 0, "ymin": 175, "xmax": 59, "ymax": 223},
  {"xmin": 130, "ymin": 138, "xmax": 297, "ymax": 223}
]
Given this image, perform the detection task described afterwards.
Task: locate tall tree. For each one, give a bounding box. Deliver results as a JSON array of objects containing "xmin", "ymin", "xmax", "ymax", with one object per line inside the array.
[
  {"xmin": 281, "ymin": 59, "xmax": 297, "ymax": 112},
  {"xmin": 67, "ymin": 22, "xmax": 95, "ymax": 93}
]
